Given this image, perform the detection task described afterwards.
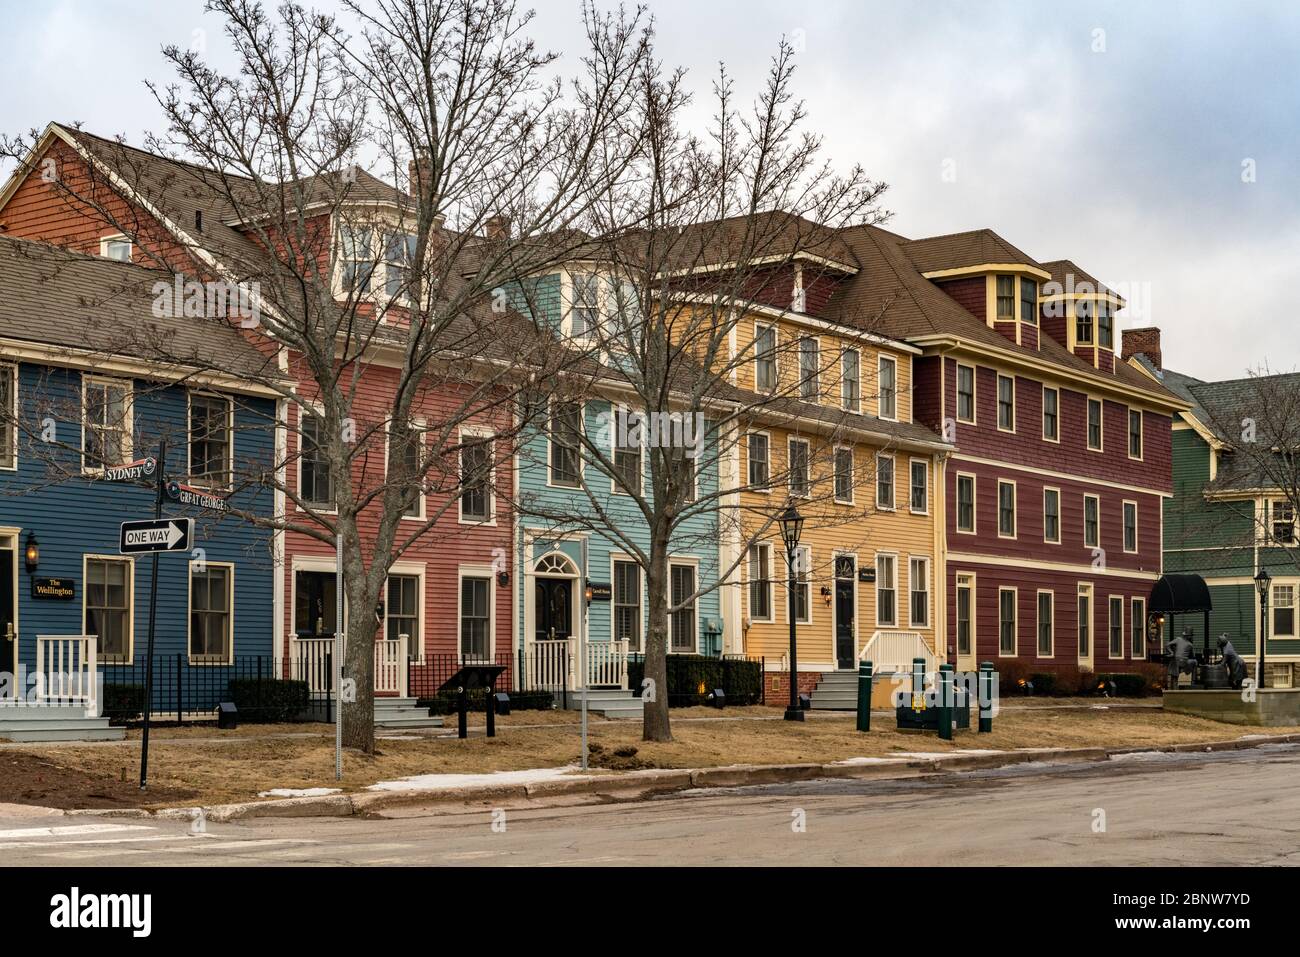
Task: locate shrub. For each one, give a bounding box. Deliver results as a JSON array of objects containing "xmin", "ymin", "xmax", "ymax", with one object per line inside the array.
[
  {"xmin": 227, "ymin": 678, "xmax": 310, "ymax": 722},
  {"xmin": 102, "ymin": 683, "xmax": 144, "ymax": 723}
]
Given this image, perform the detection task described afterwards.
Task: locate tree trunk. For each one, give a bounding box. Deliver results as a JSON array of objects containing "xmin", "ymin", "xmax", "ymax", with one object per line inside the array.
[
  {"xmin": 642, "ymin": 532, "xmax": 673, "ymax": 742},
  {"xmin": 339, "ymin": 520, "xmax": 378, "ymax": 754}
]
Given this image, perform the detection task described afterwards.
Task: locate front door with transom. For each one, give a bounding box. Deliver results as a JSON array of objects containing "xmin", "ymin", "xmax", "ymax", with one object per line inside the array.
[
  {"xmin": 534, "ymin": 578, "xmax": 572, "ymax": 644},
  {"xmin": 0, "ymin": 546, "xmax": 14, "ymax": 686},
  {"xmin": 834, "ymin": 556, "xmax": 855, "ymax": 670}
]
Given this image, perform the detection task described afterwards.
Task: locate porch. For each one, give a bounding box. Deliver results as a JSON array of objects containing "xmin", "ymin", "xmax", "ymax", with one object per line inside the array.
[{"xmin": 0, "ymin": 635, "xmax": 123, "ymax": 741}]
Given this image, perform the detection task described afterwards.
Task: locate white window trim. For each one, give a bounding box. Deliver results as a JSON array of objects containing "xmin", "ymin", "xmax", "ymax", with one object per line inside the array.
[
  {"xmin": 1127, "ymin": 408, "xmax": 1144, "ymax": 461},
  {"xmin": 1043, "ymin": 486, "xmax": 1062, "ymax": 544},
  {"xmin": 906, "ymin": 555, "xmax": 931, "ymax": 629},
  {"xmin": 1122, "ymin": 499, "xmax": 1138, "ymax": 554},
  {"xmin": 610, "ymin": 405, "xmax": 644, "ymax": 496},
  {"xmin": 610, "ymin": 553, "xmax": 646, "ymax": 650},
  {"xmin": 874, "ymin": 551, "xmax": 899, "ymax": 628},
  {"xmin": 667, "ymin": 557, "xmax": 702, "ymax": 654},
  {"xmin": 1086, "ymin": 397, "xmax": 1104, "ymax": 452},
  {"xmin": 1130, "ymin": 597, "xmax": 1147, "ymax": 660},
  {"xmin": 382, "ymin": 416, "xmax": 428, "ymax": 522},
  {"xmin": 997, "ymin": 479, "xmax": 1017, "ymax": 539},
  {"xmin": 1271, "ymin": 582, "xmax": 1297, "ymax": 638},
  {"xmin": 841, "ymin": 347, "xmax": 862, "ymax": 413},
  {"xmin": 1083, "ymin": 493, "xmax": 1101, "ymax": 549},
  {"xmin": 331, "ymin": 217, "xmax": 419, "ymax": 309},
  {"xmin": 791, "ymin": 544, "xmax": 813, "ymax": 626},
  {"xmin": 187, "ymin": 560, "xmax": 236, "ymax": 665},
  {"xmin": 1036, "ymin": 588, "xmax": 1055, "ymax": 659},
  {"xmin": 745, "ymin": 541, "xmax": 775, "ymax": 625},
  {"xmin": 1042, "ymin": 385, "xmax": 1060, "ymax": 443},
  {"xmin": 457, "ymin": 425, "xmax": 497, "ymax": 525},
  {"xmin": 754, "ymin": 320, "xmax": 778, "ymax": 395},
  {"xmin": 1108, "ymin": 594, "xmax": 1125, "ymax": 659},
  {"xmin": 996, "ymin": 374, "xmax": 1016, "ymax": 433},
  {"xmin": 956, "ymin": 363, "xmax": 977, "ymax": 425},
  {"xmin": 875, "ymin": 452, "xmax": 896, "ymax": 511},
  {"xmin": 386, "ymin": 561, "xmax": 427, "ymax": 663},
  {"xmin": 833, "ymin": 445, "xmax": 854, "ymax": 505},
  {"xmin": 955, "ymin": 572, "xmax": 976, "ymax": 659},
  {"xmin": 290, "ymin": 554, "xmax": 348, "ymax": 639},
  {"xmin": 565, "ymin": 269, "xmax": 604, "ymax": 341},
  {"xmin": 456, "ymin": 564, "xmax": 497, "ymax": 661},
  {"xmin": 83, "ymin": 553, "xmax": 135, "ymax": 662},
  {"xmin": 908, "ymin": 457, "xmax": 929, "ymax": 515},
  {"xmin": 546, "ymin": 398, "xmax": 584, "ymax": 490},
  {"xmin": 798, "ymin": 335, "xmax": 821, "ymax": 401},
  {"xmin": 955, "ymin": 471, "xmax": 977, "ymax": 534},
  {"xmin": 877, "ymin": 354, "xmax": 898, "ymax": 422},
  {"xmin": 997, "ymin": 585, "xmax": 1018, "ymax": 658},
  {"xmin": 788, "ymin": 437, "xmax": 811, "ymax": 499},
  {"xmin": 99, "ymin": 233, "xmax": 133, "ymax": 262},
  {"xmin": 186, "ymin": 390, "xmax": 235, "ymax": 491},
  {"xmin": 81, "ymin": 374, "xmax": 134, "ymax": 475},
  {"xmin": 295, "ymin": 400, "xmax": 337, "ymax": 515},
  {"xmin": 0, "ymin": 361, "xmax": 16, "ymax": 471},
  {"xmin": 747, "ymin": 430, "xmax": 772, "ymax": 494},
  {"xmin": 1078, "ymin": 583, "xmax": 1094, "ymax": 665}
]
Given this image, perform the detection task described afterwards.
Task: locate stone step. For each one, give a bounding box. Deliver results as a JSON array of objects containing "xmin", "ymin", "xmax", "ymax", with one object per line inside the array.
[
  {"xmin": 374, "ymin": 715, "xmax": 445, "ymax": 729},
  {"xmin": 0, "ymin": 704, "xmax": 99, "ymax": 720},
  {"xmin": 0, "ymin": 721, "xmax": 125, "ymax": 742}
]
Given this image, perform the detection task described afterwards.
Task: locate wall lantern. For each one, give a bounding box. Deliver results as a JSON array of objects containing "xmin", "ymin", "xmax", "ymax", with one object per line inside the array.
[
  {"xmin": 820, "ymin": 585, "xmax": 832, "ymax": 606},
  {"xmin": 584, "ymin": 579, "xmax": 594, "ymax": 605},
  {"xmin": 24, "ymin": 532, "xmax": 38, "ymax": 572},
  {"xmin": 497, "ymin": 570, "xmax": 510, "ymax": 587}
]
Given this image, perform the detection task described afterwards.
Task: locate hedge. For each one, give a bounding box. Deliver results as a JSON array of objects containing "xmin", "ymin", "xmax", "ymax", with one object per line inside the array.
[
  {"xmin": 228, "ymin": 677, "xmax": 311, "ymax": 722},
  {"xmin": 626, "ymin": 655, "xmax": 763, "ymax": 707},
  {"xmin": 102, "ymin": 683, "xmax": 145, "ymax": 723}
]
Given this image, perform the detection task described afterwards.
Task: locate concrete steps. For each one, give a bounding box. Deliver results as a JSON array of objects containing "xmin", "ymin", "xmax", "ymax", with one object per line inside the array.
[
  {"xmin": 565, "ymin": 688, "xmax": 644, "ymax": 720},
  {"xmin": 373, "ymin": 697, "xmax": 444, "ymax": 730},
  {"xmin": 0, "ymin": 704, "xmax": 125, "ymax": 742}
]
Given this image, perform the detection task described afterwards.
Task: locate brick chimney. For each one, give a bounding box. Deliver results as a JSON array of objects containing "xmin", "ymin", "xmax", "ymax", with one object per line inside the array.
[
  {"xmin": 1122, "ymin": 326, "xmax": 1162, "ymax": 370},
  {"xmin": 408, "ymin": 154, "xmax": 431, "ymax": 195},
  {"xmin": 484, "ymin": 214, "xmax": 511, "ymax": 241}
]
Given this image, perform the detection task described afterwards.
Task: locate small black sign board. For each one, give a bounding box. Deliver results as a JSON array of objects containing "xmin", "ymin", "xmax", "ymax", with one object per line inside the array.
[
  {"xmin": 439, "ymin": 665, "xmax": 508, "ymax": 740},
  {"xmin": 167, "ymin": 481, "xmax": 229, "ymax": 512},
  {"xmin": 588, "ymin": 581, "xmax": 612, "ymax": 601},
  {"xmin": 31, "ymin": 577, "xmax": 75, "ymax": 600},
  {"xmin": 858, "ymin": 568, "xmax": 876, "ymax": 583}
]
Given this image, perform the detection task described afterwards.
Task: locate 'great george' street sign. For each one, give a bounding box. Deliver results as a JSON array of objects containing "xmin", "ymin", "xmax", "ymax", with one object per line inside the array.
[
  {"xmin": 167, "ymin": 481, "xmax": 229, "ymax": 512},
  {"xmin": 119, "ymin": 518, "xmax": 194, "ymax": 554}
]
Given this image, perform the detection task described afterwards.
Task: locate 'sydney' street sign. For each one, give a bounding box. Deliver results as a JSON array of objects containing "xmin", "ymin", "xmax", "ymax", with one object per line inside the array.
[
  {"xmin": 102, "ymin": 457, "xmax": 158, "ymax": 482},
  {"xmin": 119, "ymin": 518, "xmax": 194, "ymax": 554}
]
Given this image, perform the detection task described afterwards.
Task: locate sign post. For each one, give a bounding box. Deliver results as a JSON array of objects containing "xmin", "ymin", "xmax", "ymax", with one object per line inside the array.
[{"xmin": 136, "ymin": 440, "xmax": 166, "ymax": 790}]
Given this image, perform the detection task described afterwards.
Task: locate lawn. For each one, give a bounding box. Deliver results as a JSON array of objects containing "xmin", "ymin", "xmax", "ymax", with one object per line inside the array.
[{"xmin": 1, "ymin": 704, "xmax": 1290, "ymax": 811}]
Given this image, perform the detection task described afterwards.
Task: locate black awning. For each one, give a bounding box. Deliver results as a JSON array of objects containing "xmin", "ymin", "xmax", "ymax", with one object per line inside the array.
[{"xmin": 1148, "ymin": 574, "xmax": 1213, "ymax": 614}]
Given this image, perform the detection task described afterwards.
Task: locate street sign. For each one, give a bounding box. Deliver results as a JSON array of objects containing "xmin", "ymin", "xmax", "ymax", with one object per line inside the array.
[
  {"xmin": 167, "ymin": 481, "xmax": 228, "ymax": 512},
  {"xmin": 119, "ymin": 518, "xmax": 194, "ymax": 554},
  {"xmin": 102, "ymin": 457, "xmax": 157, "ymax": 483}
]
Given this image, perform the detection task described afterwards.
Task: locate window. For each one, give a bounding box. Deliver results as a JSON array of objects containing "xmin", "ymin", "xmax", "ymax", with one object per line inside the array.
[
  {"xmin": 788, "ymin": 439, "xmax": 810, "ymax": 497},
  {"xmin": 1098, "ymin": 300, "xmax": 1114, "ymax": 350},
  {"xmin": 387, "ymin": 574, "xmax": 421, "ymax": 660},
  {"xmin": 956, "ymin": 364, "xmax": 975, "ymax": 423},
  {"xmin": 0, "ymin": 364, "xmax": 15, "ymax": 469},
  {"xmin": 878, "ymin": 356, "xmax": 897, "ymax": 420},
  {"xmin": 876, "ymin": 454, "xmax": 895, "ymax": 510},
  {"xmin": 86, "ymin": 557, "xmax": 132, "ymax": 662},
  {"xmin": 189, "ymin": 393, "xmax": 232, "ymax": 487},
  {"xmin": 393, "ymin": 424, "xmax": 424, "ymax": 517},
  {"xmin": 189, "ymin": 564, "xmax": 232, "ymax": 662},
  {"xmin": 549, "ymin": 401, "xmax": 582, "ymax": 487},
  {"xmin": 1020, "ymin": 278, "xmax": 1037, "ymax": 325},
  {"xmin": 571, "ymin": 273, "xmax": 600, "ymax": 336},
  {"xmin": 299, "ymin": 413, "xmax": 333, "ymax": 508},
  {"xmin": 908, "ymin": 557, "xmax": 930, "ymax": 628},
  {"xmin": 999, "ymin": 588, "xmax": 1017, "ymax": 655},
  {"xmin": 956, "ymin": 574, "xmax": 974, "ymax": 656},
  {"xmin": 1128, "ymin": 409, "xmax": 1143, "ymax": 459},
  {"xmin": 1075, "ymin": 300, "xmax": 1094, "ymax": 344},
  {"xmin": 909, "ymin": 459, "xmax": 928, "ymax": 513},
  {"xmin": 384, "ymin": 231, "xmax": 417, "ymax": 297},
  {"xmin": 834, "ymin": 447, "xmax": 854, "ymax": 504},
  {"xmin": 747, "ymin": 544, "xmax": 772, "ymax": 622},
  {"xmin": 1084, "ymin": 494, "xmax": 1100, "ymax": 548},
  {"xmin": 747, "ymin": 432, "xmax": 770, "ymax": 489},
  {"xmin": 669, "ymin": 564, "xmax": 697, "ymax": 652},
  {"xmin": 1274, "ymin": 585, "xmax": 1296, "ymax": 638},
  {"xmin": 340, "ymin": 226, "xmax": 374, "ymax": 293},
  {"xmin": 1087, "ymin": 398, "xmax": 1103, "ymax": 450},
  {"xmin": 1078, "ymin": 585, "xmax": 1093, "ymax": 658},
  {"xmin": 755, "ymin": 324, "xmax": 777, "ymax": 393},
  {"xmin": 1037, "ymin": 591, "xmax": 1054, "ymax": 657},
  {"xmin": 1109, "ymin": 596, "xmax": 1124, "ymax": 658},
  {"xmin": 995, "ymin": 275, "xmax": 1015, "ymax": 320},
  {"xmin": 614, "ymin": 560, "xmax": 642, "ymax": 650},
  {"xmin": 792, "ymin": 546, "xmax": 811, "ymax": 624},
  {"xmin": 799, "ymin": 337, "xmax": 820, "ymax": 400},
  {"xmin": 1272, "ymin": 501, "xmax": 1297, "ymax": 544},
  {"xmin": 876, "ymin": 554, "xmax": 897, "ymax": 627},
  {"xmin": 1123, "ymin": 501, "xmax": 1138, "ymax": 553},
  {"xmin": 1132, "ymin": 598, "xmax": 1147, "ymax": 659},
  {"xmin": 294, "ymin": 570, "xmax": 337, "ymax": 638},
  {"xmin": 996, "ymin": 375, "xmax": 1015, "ymax": 431},
  {"xmin": 100, "ymin": 235, "xmax": 133, "ymax": 262},
  {"xmin": 1043, "ymin": 488, "xmax": 1061, "ymax": 543},
  {"xmin": 459, "ymin": 436, "xmax": 492, "ymax": 521},
  {"xmin": 956, "ymin": 474, "xmax": 975, "ymax": 532},
  {"xmin": 82, "ymin": 377, "xmax": 131, "ymax": 471},
  {"xmin": 998, "ymin": 480, "xmax": 1016, "ymax": 538},
  {"xmin": 841, "ymin": 349, "xmax": 860, "ymax": 412},
  {"xmin": 459, "ymin": 575, "xmax": 491, "ymax": 658},
  {"xmin": 613, "ymin": 420, "xmax": 641, "ymax": 493},
  {"xmin": 1042, "ymin": 387, "xmax": 1059, "ymax": 441}
]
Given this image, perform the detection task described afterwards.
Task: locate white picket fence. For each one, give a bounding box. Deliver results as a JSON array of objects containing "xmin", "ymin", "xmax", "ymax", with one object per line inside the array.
[
  {"xmin": 526, "ymin": 638, "xmax": 630, "ymax": 690},
  {"xmin": 34, "ymin": 634, "xmax": 99, "ymax": 712}
]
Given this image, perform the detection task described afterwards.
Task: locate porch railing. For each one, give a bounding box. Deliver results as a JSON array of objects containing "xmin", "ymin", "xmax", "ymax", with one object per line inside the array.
[
  {"xmin": 34, "ymin": 634, "xmax": 99, "ymax": 713},
  {"xmin": 861, "ymin": 630, "xmax": 935, "ymax": 674},
  {"xmin": 528, "ymin": 639, "xmax": 571, "ymax": 692},
  {"xmin": 585, "ymin": 639, "xmax": 630, "ymax": 688},
  {"xmin": 374, "ymin": 639, "xmax": 408, "ymax": 696}
]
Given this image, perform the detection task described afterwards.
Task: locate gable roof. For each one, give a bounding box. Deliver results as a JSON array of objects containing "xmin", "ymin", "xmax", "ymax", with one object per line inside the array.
[
  {"xmin": 1039, "ymin": 259, "xmax": 1125, "ymax": 304},
  {"xmin": 903, "ymin": 228, "xmax": 1044, "ymax": 275}
]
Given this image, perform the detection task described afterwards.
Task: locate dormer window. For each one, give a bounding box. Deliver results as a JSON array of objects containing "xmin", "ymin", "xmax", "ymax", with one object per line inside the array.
[
  {"xmin": 338, "ymin": 225, "xmax": 417, "ymax": 300},
  {"xmin": 1019, "ymin": 278, "xmax": 1037, "ymax": 325},
  {"xmin": 571, "ymin": 273, "xmax": 600, "ymax": 337},
  {"xmin": 1098, "ymin": 300, "xmax": 1114, "ymax": 350},
  {"xmin": 100, "ymin": 235, "xmax": 132, "ymax": 263},
  {"xmin": 1075, "ymin": 300, "xmax": 1094, "ymax": 344},
  {"xmin": 995, "ymin": 275, "xmax": 1015, "ymax": 321},
  {"xmin": 340, "ymin": 226, "xmax": 374, "ymax": 293},
  {"xmin": 384, "ymin": 232, "xmax": 417, "ymax": 297}
]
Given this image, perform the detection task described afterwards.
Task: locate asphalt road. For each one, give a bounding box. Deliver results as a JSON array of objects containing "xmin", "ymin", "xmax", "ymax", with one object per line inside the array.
[{"xmin": 4, "ymin": 745, "xmax": 1299, "ymax": 866}]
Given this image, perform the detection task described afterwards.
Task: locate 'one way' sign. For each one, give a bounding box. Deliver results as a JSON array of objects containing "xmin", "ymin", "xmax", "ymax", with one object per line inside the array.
[{"xmin": 119, "ymin": 518, "xmax": 194, "ymax": 555}]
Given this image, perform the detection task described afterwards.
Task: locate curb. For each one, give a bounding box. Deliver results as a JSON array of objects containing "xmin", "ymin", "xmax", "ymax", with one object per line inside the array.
[{"xmin": 67, "ymin": 732, "xmax": 1300, "ymax": 821}]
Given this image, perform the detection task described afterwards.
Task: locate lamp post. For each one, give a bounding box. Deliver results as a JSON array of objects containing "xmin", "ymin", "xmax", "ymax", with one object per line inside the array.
[
  {"xmin": 779, "ymin": 503, "xmax": 805, "ymax": 722},
  {"xmin": 1255, "ymin": 567, "xmax": 1272, "ymax": 689}
]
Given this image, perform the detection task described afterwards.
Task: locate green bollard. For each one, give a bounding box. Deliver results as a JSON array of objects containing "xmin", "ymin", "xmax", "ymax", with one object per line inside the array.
[
  {"xmin": 856, "ymin": 660, "xmax": 873, "ymax": 732},
  {"xmin": 938, "ymin": 664, "xmax": 954, "ymax": 741},
  {"xmin": 978, "ymin": 661, "xmax": 994, "ymax": 733}
]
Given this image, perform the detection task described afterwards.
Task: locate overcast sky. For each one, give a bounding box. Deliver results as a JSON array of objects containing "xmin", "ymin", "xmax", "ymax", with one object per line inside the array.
[{"xmin": 3, "ymin": 0, "xmax": 1297, "ymax": 381}]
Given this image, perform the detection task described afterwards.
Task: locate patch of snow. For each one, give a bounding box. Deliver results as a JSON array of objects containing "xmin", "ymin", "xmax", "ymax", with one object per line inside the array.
[
  {"xmin": 258, "ymin": 787, "xmax": 342, "ymax": 798},
  {"xmin": 831, "ymin": 749, "xmax": 1004, "ymax": 765},
  {"xmin": 366, "ymin": 765, "xmax": 584, "ymax": 792}
]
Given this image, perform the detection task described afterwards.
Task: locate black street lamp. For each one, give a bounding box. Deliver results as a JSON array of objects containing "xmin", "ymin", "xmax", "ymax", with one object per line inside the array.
[
  {"xmin": 779, "ymin": 503, "xmax": 805, "ymax": 722},
  {"xmin": 1255, "ymin": 567, "xmax": 1272, "ymax": 689}
]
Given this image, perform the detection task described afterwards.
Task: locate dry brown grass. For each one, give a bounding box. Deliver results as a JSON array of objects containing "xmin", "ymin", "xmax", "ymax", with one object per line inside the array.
[{"xmin": 5, "ymin": 706, "xmax": 1291, "ymax": 810}]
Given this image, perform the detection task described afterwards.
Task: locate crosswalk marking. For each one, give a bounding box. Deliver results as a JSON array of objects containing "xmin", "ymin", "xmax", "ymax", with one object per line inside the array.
[{"xmin": 0, "ymin": 823, "xmax": 154, "ymax": 840}]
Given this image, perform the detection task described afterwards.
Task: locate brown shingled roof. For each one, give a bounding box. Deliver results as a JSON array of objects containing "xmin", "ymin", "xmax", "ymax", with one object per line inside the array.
[
  {"xmin": 1039, "ymin": 259, "xmax": 1125, "ymax": 304},
  {"xmin": 903, "ymin": 228, "xmax": 1041, "ymax": 274}
]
